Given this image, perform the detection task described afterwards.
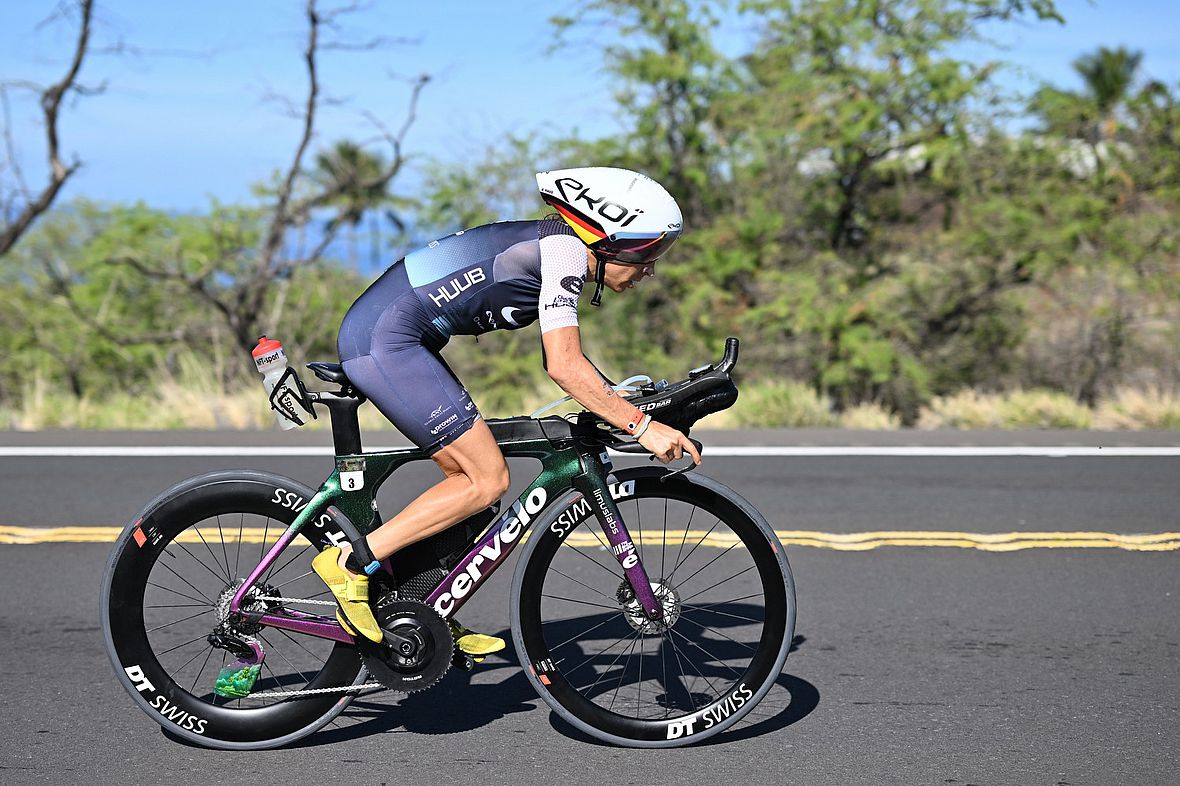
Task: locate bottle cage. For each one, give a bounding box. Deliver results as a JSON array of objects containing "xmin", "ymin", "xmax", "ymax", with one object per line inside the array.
[{"xmin": 268, "ymin": 366, "xmax": 318, "ymax": 426}]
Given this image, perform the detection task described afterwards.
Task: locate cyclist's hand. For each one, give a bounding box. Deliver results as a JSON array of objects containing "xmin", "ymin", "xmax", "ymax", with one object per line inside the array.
[{"xmin": 637, "ymin": 421, "xmax": 702, "ymax": 465}]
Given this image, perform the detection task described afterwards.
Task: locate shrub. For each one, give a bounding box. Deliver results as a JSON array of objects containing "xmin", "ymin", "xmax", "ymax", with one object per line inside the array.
[
  {"xmin": 839, "ymin": 402, "xmax": 902, "ymax": 429},
  {"xmin": 722, "ymin": 380, "xmax": 837, "ymax": 427},
  {"xmin": 1094, "ymin": 387, "xmax": 1180, "ymax": 429}
]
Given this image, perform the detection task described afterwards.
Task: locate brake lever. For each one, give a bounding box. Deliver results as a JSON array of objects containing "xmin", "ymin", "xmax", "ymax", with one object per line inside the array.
[{"xmin": 656, "ymin": 438, "xmax": 704, "ymax": 483}]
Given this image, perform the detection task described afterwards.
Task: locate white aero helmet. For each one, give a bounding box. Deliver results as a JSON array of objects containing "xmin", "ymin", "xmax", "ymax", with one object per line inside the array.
[{"xmin": 536, "ymin": 167, "xmax": 683, "ymax": 266}]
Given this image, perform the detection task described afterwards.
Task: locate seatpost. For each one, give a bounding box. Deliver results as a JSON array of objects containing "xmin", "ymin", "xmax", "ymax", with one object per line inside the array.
[{"xmin": 312, "ymin": 391, "xmax": 364, "ymax": 456}]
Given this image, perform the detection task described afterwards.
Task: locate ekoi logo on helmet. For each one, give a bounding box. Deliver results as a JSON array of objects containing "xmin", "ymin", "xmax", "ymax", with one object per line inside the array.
[
  {"xmin": 538, "ymin": 167, "xmax": 684, "ymax": 266},
  {"xmin": 552, "ymin": 176, "xmax": 646, "ymax": 231}
]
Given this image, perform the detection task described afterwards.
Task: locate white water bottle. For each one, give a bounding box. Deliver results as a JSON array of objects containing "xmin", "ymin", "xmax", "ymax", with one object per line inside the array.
[{"xmin": 252, "ymin": 336, "xmax": 299, "ymax": 431}]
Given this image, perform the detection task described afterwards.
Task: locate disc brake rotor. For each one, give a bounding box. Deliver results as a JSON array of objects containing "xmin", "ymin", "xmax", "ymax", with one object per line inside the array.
[
  {"xmin": 617, "ymin": 580, "xmax": 682, "ymax": 634},
  {"xmin": 357, "ymin": 596, "xmax": 453, "ymax": 693}
]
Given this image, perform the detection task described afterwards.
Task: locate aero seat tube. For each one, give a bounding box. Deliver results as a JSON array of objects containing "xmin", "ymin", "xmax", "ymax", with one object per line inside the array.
[{"xmin": 571, "ymin": 452, "xmax": 662, "ymax": 620}]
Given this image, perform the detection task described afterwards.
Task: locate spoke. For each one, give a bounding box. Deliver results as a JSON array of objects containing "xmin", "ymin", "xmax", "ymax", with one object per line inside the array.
[
  {"xmin": 560, "ymin": 628, "xmax": 639, "ymax": 679},
  {"xmin": 273, "ymin": 626, "xmax": 329, "ymax": 663},
  {"xmin": 146, "ymin": 581, "xmax": 210, "ymax": 607},
  {"xmin": 676, "ymin": 541, "xmax": 740, "ymax": 589},
  {"xmin": 667, "ymin": 515, "xmax": 722, "ymax": 584},
  {"xmin": 670, "ymin": 626, "xmax": 743, "ymax": 681},
  {"xmin": 667, "ymin": 628, "xmax": 725, "ymax": 698},
  {"xmin": 636, "ymin": 631, "xmax": 645, "ymax": 716},
  {"xmin": 586, "ymin": 631, "xmax": 639, "ymax": 704},
  {"xmin": 172, "ymin": 539, "xmax": 233, "ymax": 587},
  {"xmin": 668, "ymin": 505, "xmax": 698, "ymax": 582},
  {"xmin": 213, "ymin": 650, "xmax": 228, "ymax": 706},
  {"xmin": 686, "ymin": 592, "xmax": 761, "ymax": 609},
  {"xmin": 156, "ymin": 634, "xmax": 208, "ymax": 657},
  {"xmin": 665, "ymin": 632, "xmax": 696, "ymax": 711},
  {"xmin": 234, "ymin": 513, "xmax": 245, "ymax": 578},
  {"xmin": 273, "ymin": 570, "xmax": 315, "ymax": 590},
  {"xmin": 680, "ymin": 564, "xmax": 757, "ymax": 604},
  {"xmin": 264, "ymin": 543, "xmax": 311, "ymax": 586},
  {"xmin": 680, "ymin": 603, "xmax": 765, "ymax": 624},
  {"xmin": 548, "ymin": 612, "xmax": 625, "ymax": 653},
  {"xmin": 154, "ymin": 559, "xmax": 214, "ymax": 604},
  {"xmin": 547, "ymin": 566, "xmax": 618, "ymax": 604},
  {"xmin": 660, "ymin": 497, "xmax": 669, "ymax": 580},
  {"xmin": 194, "ymin": 526, "xmax": 231, "ymax": 583},
  {"xmin": 562, "ymin": 530, "xmax": 622, "ymax": 581},
  {"xmin": 189, "ymin": 645, "xmax": 217, "ymax": 694},
  {"xmin": 259, "ymin": 517, "xmax": 272, "ymax": 574},
  {"xmin": 260, "ymin": 659, "xmax": 283, "ymax": 692},
  {"xmin": 676, "ymin": 612, "xmax": 758, "ymax": 652},
  {"xmin": 607, "ymin": 635, "xmax": 641, "ymax": 712},
  {"xmin": 215, "ymin": 515, "xmax": 233, "ymax": 580},
  {"xmin": 660, "ymin": 625, "xmax": 670, "ymax": 718},
  {"xmin": 541, "ymin": 594, "xmax": 619, "ymax": 611},
  {"xmin": 172, "ymin": 642, "xmax": 212, "ymax": 676},
  {"xmin": 146, "ymin": 602, "xmax": 211, "ymax": 610},
  {"xmin": 145, "ymin": 608, "xmax": 212, "ymax": 634},
  {"xmin": 259, "ymin": 631, "xmax": 312, "ymax": 686}
]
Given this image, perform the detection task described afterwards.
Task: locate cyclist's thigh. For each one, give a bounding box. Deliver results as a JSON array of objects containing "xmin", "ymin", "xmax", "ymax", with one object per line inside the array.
[
  {"xmin": 432, "ymin": 418, "xmax": 509, "ymax": 487},
  {"xmin": 343, "ymin": 344, "xmax": 479, "ymax": 455}
]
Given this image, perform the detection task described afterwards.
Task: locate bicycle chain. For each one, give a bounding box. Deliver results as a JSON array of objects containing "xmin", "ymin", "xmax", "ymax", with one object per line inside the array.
[
  {"xmin": 246, "ymin": 680, "xmax": 386, "ymax": 699},
  {"xmin": 244, "ymin": 595, "xmax": 386, "ymax": 698},
  {"xmin": 256, "ymin": 595, "xmax": 338, "ymax": 606}
]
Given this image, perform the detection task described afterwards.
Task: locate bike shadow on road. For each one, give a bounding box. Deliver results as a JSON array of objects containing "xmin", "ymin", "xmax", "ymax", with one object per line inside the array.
[
  {"xmin": 284, "ymin": 631, "xmax": 817, "ymax": 747},
  {"xmin": 544, "ymin": 633, "xmax": 819, "ymax": 747}
]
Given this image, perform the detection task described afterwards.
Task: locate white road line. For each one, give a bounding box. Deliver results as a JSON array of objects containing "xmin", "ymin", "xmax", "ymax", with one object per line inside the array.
[{"xmin": 0, "ymin": 446, "xmax": 1177, "ymax": 457}]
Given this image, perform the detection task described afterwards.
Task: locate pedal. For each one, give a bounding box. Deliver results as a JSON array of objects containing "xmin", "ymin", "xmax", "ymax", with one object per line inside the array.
[{"xmin": 452, "ymin": 648, "xmax": 476, "ymax": 671}]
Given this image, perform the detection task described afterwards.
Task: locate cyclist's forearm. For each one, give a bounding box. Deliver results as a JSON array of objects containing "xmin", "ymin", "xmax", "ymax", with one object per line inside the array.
[{"xmin": 551, "ymin": 358, "xmax": 643, "ymax": 430}]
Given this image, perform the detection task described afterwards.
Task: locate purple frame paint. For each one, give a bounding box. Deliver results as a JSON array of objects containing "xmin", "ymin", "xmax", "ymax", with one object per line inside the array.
[{"xmin": 226, "ymin": 459, "xmax": 663, "ymax": 645}]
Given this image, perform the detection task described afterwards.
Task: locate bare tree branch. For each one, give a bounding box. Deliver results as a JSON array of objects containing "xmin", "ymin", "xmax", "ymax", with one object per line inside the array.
[{"xmin": 0, "ymin": 0, "xmax": 95, "ymax": 257}]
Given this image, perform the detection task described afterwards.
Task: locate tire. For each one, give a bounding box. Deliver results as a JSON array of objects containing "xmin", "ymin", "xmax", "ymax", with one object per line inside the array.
[
  {"xmin": 511, "ymin": 466, "xmax": 795, "ymax": 747},
  {"xmin": 101, "ymin": 470, "xmax": 368, "ymax": 750}
]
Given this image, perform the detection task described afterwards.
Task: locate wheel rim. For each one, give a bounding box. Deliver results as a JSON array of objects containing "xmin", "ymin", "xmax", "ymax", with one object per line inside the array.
[
  {"xmin": 104, "ymin": 477, "xmax": 364, "ymax": 746},
  {"xmin": 517, "ymin": 475, "xmax": 790, "ymax": 743}
]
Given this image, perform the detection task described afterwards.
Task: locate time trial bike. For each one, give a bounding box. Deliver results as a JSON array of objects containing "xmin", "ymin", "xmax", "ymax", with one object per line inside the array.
[{"xmin": 101, "ymin": 337, "xmax": 796, "ymax": 748}]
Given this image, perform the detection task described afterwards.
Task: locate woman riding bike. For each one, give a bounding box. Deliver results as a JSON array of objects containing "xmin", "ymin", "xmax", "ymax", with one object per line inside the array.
[{"xmin": 317, "ymin": 167, "xmax": 701, "ymax": 655}]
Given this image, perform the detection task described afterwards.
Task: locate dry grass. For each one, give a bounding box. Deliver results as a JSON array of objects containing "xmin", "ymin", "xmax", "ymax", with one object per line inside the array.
[
  {"xmin": 1093, "ymin": 387, "xmax": 1180, "ymax": 430},
  {"xmin": 3, "ymin": 371, "xmax": 1177, "ymax": 431},
  {"xmin": 918, "ymin": 388, "xmax": 1093, "ymax": 429},
  {"xmin": 839, "ymin": 402, "xmax": 902, "ymax": 429},
  {"xmin": 713, "ymin": 380, "xmax": 838, "ymax": 428}
]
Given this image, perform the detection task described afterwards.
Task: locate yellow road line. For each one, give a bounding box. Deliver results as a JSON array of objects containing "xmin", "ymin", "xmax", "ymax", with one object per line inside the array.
[{"xmin": 1, "ymin": 525, "xmax": 1178, "ymax": 551}]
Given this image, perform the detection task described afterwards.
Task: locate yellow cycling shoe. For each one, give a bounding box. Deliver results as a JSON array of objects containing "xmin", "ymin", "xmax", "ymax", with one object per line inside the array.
[
  {"xmin": 312, "ymin": 547, "xmax": 383, "ymax": 643},
  {"xmin": 449, "ymin": 619, "xmax": 505, "ymax": 659}
]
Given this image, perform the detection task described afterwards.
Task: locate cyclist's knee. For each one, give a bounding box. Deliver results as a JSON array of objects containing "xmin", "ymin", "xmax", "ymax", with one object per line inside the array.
[{"xmin": 473, "ymin": 463, "xmax": 510, "ymax": 509}]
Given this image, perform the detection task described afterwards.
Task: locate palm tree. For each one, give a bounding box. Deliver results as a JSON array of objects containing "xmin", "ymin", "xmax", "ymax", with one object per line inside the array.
[
  {"xmin": 312, "ymin": 140, "xmax": 392, "ymax": 268},
  {"xmin": 1073, "ymin": 46, "xmax": 1143, "ymax": 143}
]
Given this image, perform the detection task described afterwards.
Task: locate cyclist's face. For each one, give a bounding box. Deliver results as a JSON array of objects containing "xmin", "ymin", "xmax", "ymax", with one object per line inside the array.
[{"xmin": 603, "ymin": 260, "xmax": 656, "ymax": 292}]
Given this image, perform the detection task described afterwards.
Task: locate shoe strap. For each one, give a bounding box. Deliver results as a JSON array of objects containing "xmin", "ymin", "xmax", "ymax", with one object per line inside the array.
[{"xmin": 341, "ymin": 577, "xmax": 368, "ymax": 602}]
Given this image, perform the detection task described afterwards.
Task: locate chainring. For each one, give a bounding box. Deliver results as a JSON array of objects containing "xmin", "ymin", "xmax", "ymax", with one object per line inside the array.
[{"xmin": 356, "ymin": 595, "xmax": 452, "ymax": 693}]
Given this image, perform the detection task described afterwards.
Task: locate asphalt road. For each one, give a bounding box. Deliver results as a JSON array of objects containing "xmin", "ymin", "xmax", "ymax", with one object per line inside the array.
[{"xmin": 1, "ymin": 430, "xmax": 1177, "ymax": 785}]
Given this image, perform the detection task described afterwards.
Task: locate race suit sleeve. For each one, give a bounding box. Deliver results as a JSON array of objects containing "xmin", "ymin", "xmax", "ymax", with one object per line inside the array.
[{"xmin": 537, "ymin": 233, "xmax": 589, "ymax": 334}]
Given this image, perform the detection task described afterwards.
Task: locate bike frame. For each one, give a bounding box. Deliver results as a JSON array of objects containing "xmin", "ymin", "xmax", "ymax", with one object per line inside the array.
[{"xmin": 229, "ymin": 415, "xmax": 663, "ymax": 645}]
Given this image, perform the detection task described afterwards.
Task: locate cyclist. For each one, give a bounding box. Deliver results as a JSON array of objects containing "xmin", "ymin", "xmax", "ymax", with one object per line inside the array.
[{"xmin": 313, "ymin": 167, "xmax": 701, "ymax": 655}]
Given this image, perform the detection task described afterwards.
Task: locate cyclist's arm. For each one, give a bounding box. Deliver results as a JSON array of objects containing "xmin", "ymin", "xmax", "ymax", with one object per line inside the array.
[{"xmin": 542, "ymin": 326, "xmax": 701, "ymax": 464}]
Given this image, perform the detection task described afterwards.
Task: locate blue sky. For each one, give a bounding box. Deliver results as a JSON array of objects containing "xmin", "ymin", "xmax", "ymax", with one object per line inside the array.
[{"xmin": 2, "ymin": 1, "xmax": 1178, "ymax": 211}]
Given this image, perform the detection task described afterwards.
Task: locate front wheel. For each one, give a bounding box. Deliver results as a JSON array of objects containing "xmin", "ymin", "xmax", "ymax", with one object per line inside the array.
[
  {"xmin": 101, "ymin": 470, "xmax": 368, "ymax": 750},
  {"xmin": 511, "ymin": 467, "xmax": 796, "ymax": 747}
]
